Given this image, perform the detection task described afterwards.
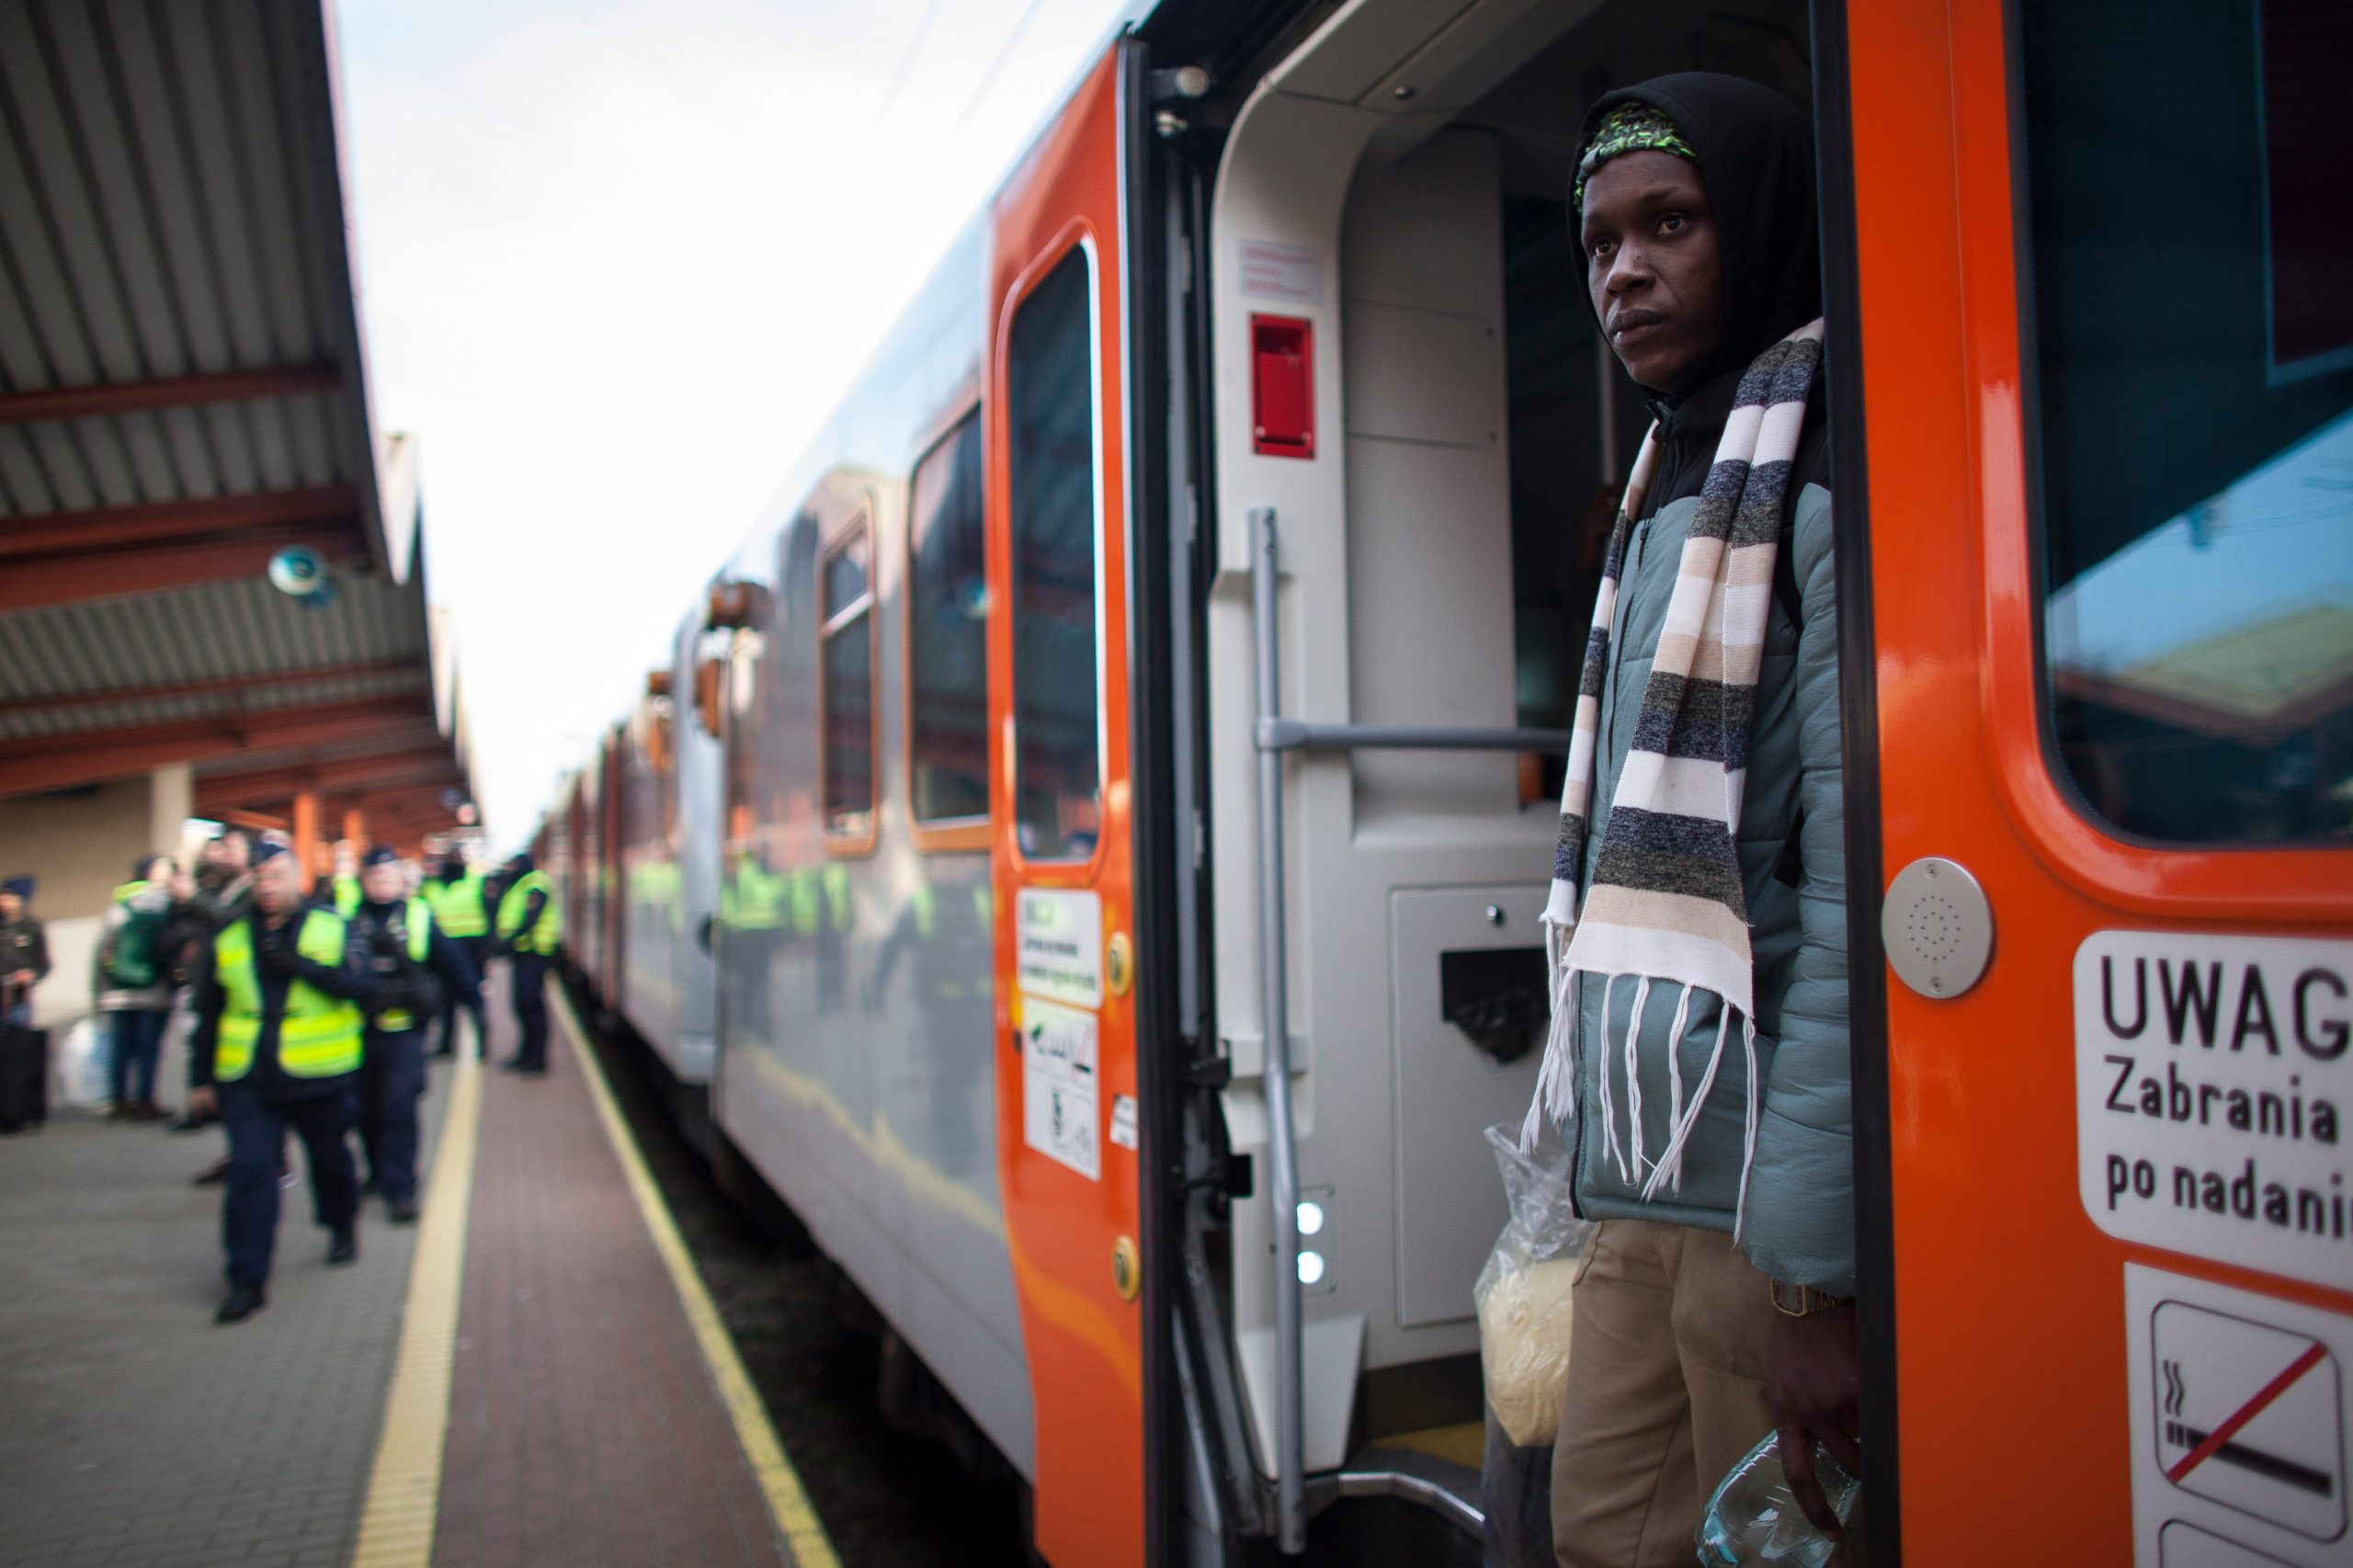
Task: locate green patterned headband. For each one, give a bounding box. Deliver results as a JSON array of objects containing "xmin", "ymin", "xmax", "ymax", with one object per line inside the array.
[{"xmin": 1574, "ymin": 101, "xmax": 1696, "ymax": 210}]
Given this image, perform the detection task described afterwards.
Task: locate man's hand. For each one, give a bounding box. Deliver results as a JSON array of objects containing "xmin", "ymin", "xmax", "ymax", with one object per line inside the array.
[
  {"xmin": 1767, "ymin": 1296, "xmax": 1859, "ymax": 1535},
  {"xmin": 187, "ymin": 1085, "xmax": 217, "ymax": 1119},
  {"xmin": 253, "ymin": 924, "xmax": 299, "ymax": 978},
  {"xmin": 7, "ymin": 969, "xmax": 32, "ymax": 988}
]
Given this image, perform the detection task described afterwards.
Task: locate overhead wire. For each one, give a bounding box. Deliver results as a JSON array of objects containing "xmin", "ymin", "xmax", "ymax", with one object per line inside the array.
[
  {"xmin": 949, "ymin": 0, "xmax": 1052, "ymax": 137},
  {"xmin": 870, "ymin": 0, "xmax": 950, "ymax": 128}
]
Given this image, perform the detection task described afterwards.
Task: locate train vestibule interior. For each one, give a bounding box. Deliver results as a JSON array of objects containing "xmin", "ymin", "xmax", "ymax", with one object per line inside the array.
[{"xmin": 1199, "ymin": 0, "xmax": 1813, "ymax": 1494}]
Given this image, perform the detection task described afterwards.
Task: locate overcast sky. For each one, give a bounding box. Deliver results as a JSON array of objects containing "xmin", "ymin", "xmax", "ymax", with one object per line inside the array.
[{"xmin": 337, "ymin": 0, "xmax": 1137, "ymax": 847}]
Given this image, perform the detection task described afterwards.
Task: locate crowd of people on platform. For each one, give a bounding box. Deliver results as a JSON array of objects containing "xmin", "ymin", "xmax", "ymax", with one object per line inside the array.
[{"xmin": 0, "ymin": 828, "xmax": 563, "ymax": 1324}]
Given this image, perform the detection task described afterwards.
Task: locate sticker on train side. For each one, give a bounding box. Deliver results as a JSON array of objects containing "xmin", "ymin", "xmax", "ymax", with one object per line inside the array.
[
  {"xmin": 1016, "ymin": 887, "xmax": 1102, "ymax": 1009},
  {"xmin": 1020, "ymin": 995, "xmax": 1100, "ymax": 1181},
  {"xmin": 2123, "ymin": 1263, "xmax": 2353, "ymax": 1566},
  {"xmin": 2077, "ymin": 931, "xmax": 2353, "ymax": 1291}
]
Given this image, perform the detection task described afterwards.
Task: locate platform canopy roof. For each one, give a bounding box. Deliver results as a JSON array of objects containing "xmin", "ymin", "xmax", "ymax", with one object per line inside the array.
[{"xmin": 0, "ymin": 1, "xmax": 475, "ymax": 849}]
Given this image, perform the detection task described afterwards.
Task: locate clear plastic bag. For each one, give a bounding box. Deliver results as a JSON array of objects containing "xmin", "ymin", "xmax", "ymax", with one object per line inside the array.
[
  {"xmin": 1475, "ymin": 1121, "xmax": 1591, "ymax": 1447},
  {"xmin": 1475, "ymin": 1122, "xmax": 1591, "ymax": 1567}
]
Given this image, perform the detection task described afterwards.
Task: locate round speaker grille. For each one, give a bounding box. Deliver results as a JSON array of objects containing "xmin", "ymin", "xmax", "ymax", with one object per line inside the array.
[{"xmin": 1881, "ymin": 857, "xmax": 1994, "ymax": 999}]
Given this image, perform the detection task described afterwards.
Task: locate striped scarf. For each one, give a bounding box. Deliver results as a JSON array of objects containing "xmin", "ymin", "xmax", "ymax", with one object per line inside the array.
[{"xmin": 1524, "ymin": 320, "xmax": 1824, "ymax": 1227}]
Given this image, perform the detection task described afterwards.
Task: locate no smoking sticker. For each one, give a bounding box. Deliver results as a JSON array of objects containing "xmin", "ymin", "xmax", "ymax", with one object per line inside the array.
[{"xmin": 2128, "ymin": 1264, "xmax": 2353, "ymax": 1565}]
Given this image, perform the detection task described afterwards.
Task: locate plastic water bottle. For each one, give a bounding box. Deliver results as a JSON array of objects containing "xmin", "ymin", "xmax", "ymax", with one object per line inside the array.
[{"xmin": 1695, "ymin": 1431, "xmax": 1859, "ymax": 1567}]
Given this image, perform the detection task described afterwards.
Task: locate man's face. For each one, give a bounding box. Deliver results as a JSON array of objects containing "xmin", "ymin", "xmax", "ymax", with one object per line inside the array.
[
  {"xmin": 362, "ymin": 863, "xmax": 404, "ymax": 903},
  {"xmin": 1582, "ymin": 150, "xmax": 1727, "ymax": 397},
  {"xmin": 0, "ymin": 892, "xmax": 20, "ymax": 922},
  {"xmin": 222, "ymin": 835, "xmax": 251, "ymax": 873},
  {"xmin": 253, "ymin": 856, "xmax": 301, "ymax": 915}
]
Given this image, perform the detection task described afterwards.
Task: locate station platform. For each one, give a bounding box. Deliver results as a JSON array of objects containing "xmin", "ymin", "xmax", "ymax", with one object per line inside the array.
[{"xmin": 0, "ymin": 979, "xmax": 837, "ymax": 1568}]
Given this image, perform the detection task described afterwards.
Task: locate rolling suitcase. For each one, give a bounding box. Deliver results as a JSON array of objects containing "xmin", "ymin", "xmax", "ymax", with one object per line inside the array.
[{"xmin": 0, "ymin": 983, "xmax": 47, "ymax": 1131}]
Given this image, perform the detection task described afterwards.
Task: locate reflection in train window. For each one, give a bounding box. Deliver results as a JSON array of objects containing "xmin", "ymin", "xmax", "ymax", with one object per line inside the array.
[
  {"xmin": 1006, "ymin": 247, "xmax": 1101, "ymax": 862},
  {"xmin": 819, "ymin": 517, "xmax": 876, "ymax": 846},
  {"xmin": 2022, "ymin": 0, "xmax": 2352, "ymax": 844},
  {"xmin": 906, "ymin": 413, "xmax": 989, "ymax": 831}
]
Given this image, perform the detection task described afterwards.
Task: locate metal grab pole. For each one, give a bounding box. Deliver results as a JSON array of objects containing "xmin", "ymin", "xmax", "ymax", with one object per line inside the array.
[
  {"xmin": 1256, "ymin": 719, "xmax": 1571, "ymax": 754},
  {"xmin": 1249, "ymin": 507, "xmax": 1307, "ymax": 1553}
]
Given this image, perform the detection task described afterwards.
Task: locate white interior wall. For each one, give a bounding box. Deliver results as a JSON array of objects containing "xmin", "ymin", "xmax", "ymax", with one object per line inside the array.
[{"xmin": 1207, "ymin": 0, "xmax": 1607, "ymax": 1475}]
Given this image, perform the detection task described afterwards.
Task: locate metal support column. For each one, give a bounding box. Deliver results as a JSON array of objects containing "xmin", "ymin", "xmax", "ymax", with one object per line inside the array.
[{"xmin": 1248, "ymin": 507, "xmax": 1307, "ymax": 1553}]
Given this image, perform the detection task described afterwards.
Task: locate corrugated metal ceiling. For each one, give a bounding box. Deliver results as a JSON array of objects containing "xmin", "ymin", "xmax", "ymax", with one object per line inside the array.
[
  {"xmin": 0, "ymin": 0, "xmax": 368, "ymax": 529},
  {"xmin": 0, "ymin": 0, "xmax": 471, "ymax": 817}
]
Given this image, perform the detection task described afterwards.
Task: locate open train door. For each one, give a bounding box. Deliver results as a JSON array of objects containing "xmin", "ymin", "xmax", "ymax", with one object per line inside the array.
[
  {"xmin": 1841, "ymin": 3, "xmax": 2353, "ymax": 1561},
  {"xmin": 984, "ymin": 40, "xmax": 1148, "ymax": 1568}
]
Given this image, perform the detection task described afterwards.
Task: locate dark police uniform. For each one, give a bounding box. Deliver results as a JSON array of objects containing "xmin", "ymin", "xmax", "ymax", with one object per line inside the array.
[
  {"xmin": 348, "ymin": 893, "xmax": 478, "ymax": 1216},
  {"xmin": 188, "ymin": 903, "xmax": 375, "ymax": 1305},
  {"xmin": 494, "ymin": 863, "xmax": 561, "ymax": 1073}
]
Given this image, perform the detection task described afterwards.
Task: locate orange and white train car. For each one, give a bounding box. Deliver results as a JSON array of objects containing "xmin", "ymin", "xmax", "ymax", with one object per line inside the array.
[{"xmin": 540, "ymin": 0, "xmax": 2353, "ymax": 1562}]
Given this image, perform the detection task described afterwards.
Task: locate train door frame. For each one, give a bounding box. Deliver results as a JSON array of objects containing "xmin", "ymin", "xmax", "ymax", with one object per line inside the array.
[
  {"xmin": 1807, "ymin": 0, "xmax": 1899, "ymax": 1555},
  {"xmin": 1116, "ymin": 34, "xmax": 1245, "ymax": 1568},
  {"xmin": 983, "ymin": 43, "xmax": 1151, "ymax": 1568}
]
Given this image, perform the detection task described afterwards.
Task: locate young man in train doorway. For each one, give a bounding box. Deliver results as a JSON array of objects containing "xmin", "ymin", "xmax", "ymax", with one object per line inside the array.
[{"xmin": 1528, "ymin": 73, "xmax": 1858, "ymax": 1563}]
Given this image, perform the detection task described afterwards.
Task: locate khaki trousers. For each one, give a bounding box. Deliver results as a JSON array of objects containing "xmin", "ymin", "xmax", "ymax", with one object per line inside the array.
[{"xmin": 1551, "ymin": 1219, "xmax": 1779, "ymax": 1568}]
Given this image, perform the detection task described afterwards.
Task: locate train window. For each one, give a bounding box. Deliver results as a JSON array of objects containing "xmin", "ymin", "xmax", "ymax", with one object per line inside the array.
[
  {"xmin": 2021, "ymin": 0, "xmax": 2353, "ymax": 845},
  {"xmin": 819, "ymin": 517, "xmax": 877, "ymax": 848},
  {"xmin": 1005, "ymin": 246, "xmax": 1101, "ymax": 862},
  {"xmin": 905, "ymin": 411, "xmax": 989, "ymax": 838}
]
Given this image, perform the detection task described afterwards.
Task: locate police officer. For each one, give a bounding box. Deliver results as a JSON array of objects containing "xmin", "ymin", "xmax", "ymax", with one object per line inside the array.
[
  {"xmin": 348, "ymin": 847, "xmax": 477, "ymax": 1223},
  {"xmin": 309, "ymin": 841, "xmax": 360, "ymax": 916},
  {"xmin": 493, "ymin": 853, "xmax": 562, "ymax": 1074},
  {"xmin": 184, "ymin": 842, "xmax": 376, "ymax": 1324},
  {"xmin": 420, "ymin": 854, "xmax": 492, "ymax": 1060}
]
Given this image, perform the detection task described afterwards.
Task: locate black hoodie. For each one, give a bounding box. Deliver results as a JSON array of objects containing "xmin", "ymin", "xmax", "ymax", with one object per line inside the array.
[{"xmin": 1576, "ymin": 73, "xmax": 1828, "ymax": 523}]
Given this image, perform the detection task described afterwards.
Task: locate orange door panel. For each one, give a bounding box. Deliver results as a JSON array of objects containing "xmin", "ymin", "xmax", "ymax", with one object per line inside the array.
[
  {"xmin": 984, "ymin": 47, "xmax": 1144, "ymax": 1568},
  {"xmin": 1850, "ymin": 5, "xmax": 2353, "ymax": 1562}
]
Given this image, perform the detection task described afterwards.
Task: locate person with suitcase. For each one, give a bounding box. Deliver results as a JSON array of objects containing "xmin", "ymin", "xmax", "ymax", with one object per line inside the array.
[
  {"xmin": 1, "ymin": 876, "xmax": 50, "ymax": 1028},
  {"xmin": 0, "ymin": 876, "xmax": 48, "ymax": 1132}
]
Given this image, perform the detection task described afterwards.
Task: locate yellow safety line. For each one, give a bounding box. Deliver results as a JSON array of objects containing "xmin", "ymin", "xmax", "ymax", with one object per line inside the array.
[
  {"xmin": 552, "ymin": 985, "xmax": 842, "ymax": 1568},
  {"xmin": 351, "ymin": 1042, "xmax": 484, "ymax": 1568}
]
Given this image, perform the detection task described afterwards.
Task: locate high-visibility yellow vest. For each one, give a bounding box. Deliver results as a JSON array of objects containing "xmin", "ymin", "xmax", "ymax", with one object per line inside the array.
[
  {"xmin": 370, "ymin": 896, "xmax": 435, "ymax": 1033},
  {"xmin": 728, "ymin": 860, "xmax": 784, "ymax": 933},
  {"xmin": 788, "ymin": 869, "xmax": 821, "ymax": 937},
  {"xmin": 497, "ymin": 870, "xmax": 561, "ymax": 954},
  {"xmin": 213, "ymin": 911, "xmax": 362, "ymax": 1082},
  {"xmin": 425, "ymin": 869, "xmax": 490, "ymax": 938},
  {"xmin": 112, "ymin": 880, "xmax": 152, "ymax": 904},
  {"xmin": 333, "ymin": 874, "xmax": 361, "ymax": 917}
]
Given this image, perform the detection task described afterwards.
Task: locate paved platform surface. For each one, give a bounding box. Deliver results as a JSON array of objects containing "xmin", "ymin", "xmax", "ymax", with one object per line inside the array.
[
  {"xmin": 0, "ymin": 1021, "xmax": 454, "ymax": 1568},
  {"xmin": 0, "ymin": 980, "xmax": 814, "ymax": 1568},
  {"xmin": 432, "ymin": 994, "xmax": 797, "ymax": 1568}
]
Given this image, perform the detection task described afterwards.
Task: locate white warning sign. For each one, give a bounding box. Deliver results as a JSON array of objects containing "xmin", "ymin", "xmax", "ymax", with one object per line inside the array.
[
  {"xmin": 1236, "ymin": 238, "xmax": 1322, "ymax": 306},
  {"xmin": 2126, "ymin": 1263, "xmax": 2353, "ymax": 1565},
  {"xmin": 1020, "ymin": 996, "xmax": 1099, "ymax": 1181},
  {"xmin": 1016, "ymin": 887, "xmax": 1103, "ymax": 1009},
  {"xmin": 2077, "ymin": 931, "xmax": 2353, "ymax": 1291}
]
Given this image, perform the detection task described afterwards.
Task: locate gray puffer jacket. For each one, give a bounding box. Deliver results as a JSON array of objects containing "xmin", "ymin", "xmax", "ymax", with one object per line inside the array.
[{"xmin": 1566, "ymin": 375, "xmax": 1851, "ymax": 1296}]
